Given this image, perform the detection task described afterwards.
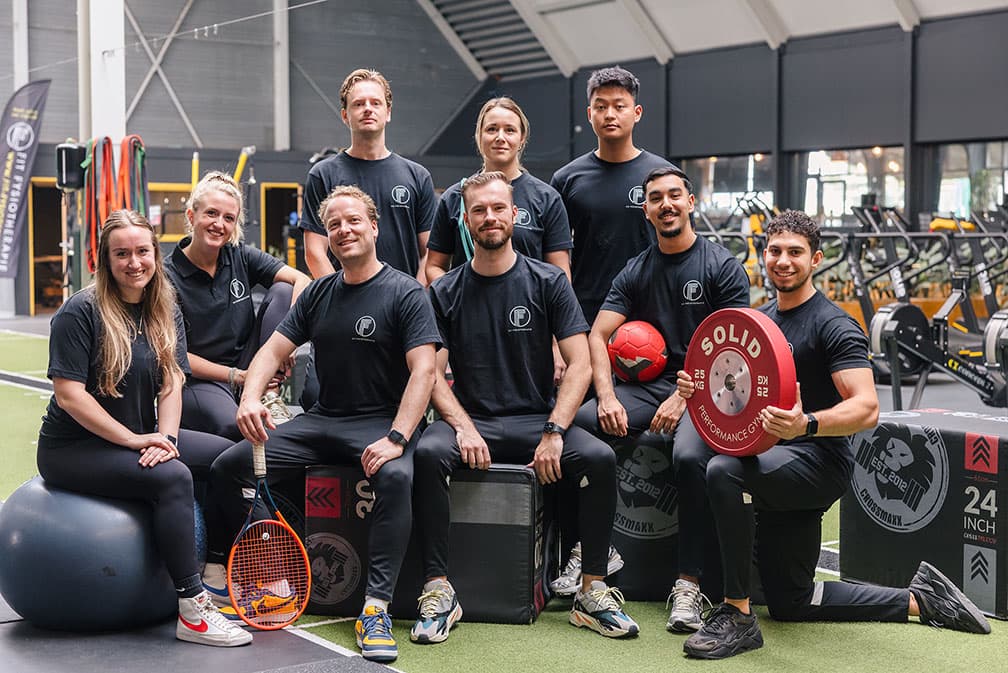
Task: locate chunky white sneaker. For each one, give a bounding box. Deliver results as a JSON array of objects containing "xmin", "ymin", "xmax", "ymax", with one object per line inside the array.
[
  {"xmin": 261, "ymin": 391, "xmax": 293, "ymax": 424},
  {"xmin": 569, "ymin": 580, "xmax": 639, "ymax": 638},
  {"xmin": 177, "ymin": 591, "xmax": 252, "ymax": 647},
  {"xmin": 550, "ymin": 542, "xmax": 625, "ymax": 596},
  {"xmin": 202, "ymin": 562, "xmax": 232, "ymax": 607},
  {"xmin": 410, "ymin": 579, "xmax": 463, "ymax": 644},
  {"xmin": 666, "ymin": 578, "xmax": 711, "ymax": 633}
]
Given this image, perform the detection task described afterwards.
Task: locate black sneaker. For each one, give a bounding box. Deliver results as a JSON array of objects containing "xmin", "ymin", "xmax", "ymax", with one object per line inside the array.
[
  {"xmin": 683, "ymin": 603, "xmax": 763, "ymax": 660},
  {"xmin": 909, "ymin": 561, "xmax": 990, "ymax": 634}
]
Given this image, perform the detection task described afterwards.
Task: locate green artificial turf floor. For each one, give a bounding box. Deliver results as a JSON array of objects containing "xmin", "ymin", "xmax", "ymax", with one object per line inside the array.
[{"xmin": 0, "ymin": 329, "xmax": 1002, "ymax": 672}]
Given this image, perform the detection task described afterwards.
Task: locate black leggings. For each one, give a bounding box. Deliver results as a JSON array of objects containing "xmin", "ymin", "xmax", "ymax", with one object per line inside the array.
[
  {"xmin": 36, "ymin": 429, "xmax": 232, "ymax": 583},
  {"xmin": 204, "ymin": 411, "xmax": 413, "ymax": 602},
  {"xmin": 182, "ymin": 282, "xmax": 293, "ymax": 441},
  {"xmin": 414, "ymin": 415, "xmax": 617, "ymax": 578},
  {"xmin": 707, "ymin": 443, "xmax": 909, "ymax": 622}
]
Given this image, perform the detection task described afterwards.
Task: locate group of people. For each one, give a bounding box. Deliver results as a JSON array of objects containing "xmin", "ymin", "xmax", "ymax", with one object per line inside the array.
[{"xmin": 38, "ymin": 65, "xmax": 991, "ymax": 661}]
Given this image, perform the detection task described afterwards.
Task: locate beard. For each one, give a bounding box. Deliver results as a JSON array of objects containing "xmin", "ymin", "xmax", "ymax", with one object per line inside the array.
[{"xmin": 474, "ymin": 227, "xmax": 511, "ymax": 250}]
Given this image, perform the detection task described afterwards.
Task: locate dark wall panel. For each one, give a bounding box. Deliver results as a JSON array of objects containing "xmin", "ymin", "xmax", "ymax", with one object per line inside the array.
[
  {"xmin": 780, "ymin": 26, "xmax": 907, "ymax": 151},
  {"xmin": 289, "ymin": 1, "xmax": 477, "ymax": 156},
  {"xmin": 667, "ymin": 44, "xmax": 775, "ymax": 157},
  {"xmin": 916, "ymin": 10, "xmax": 1008, "ymax": 143},
  {"xmin": 572, "ymin": 58, "xmax": 666, "ymax": 158}
]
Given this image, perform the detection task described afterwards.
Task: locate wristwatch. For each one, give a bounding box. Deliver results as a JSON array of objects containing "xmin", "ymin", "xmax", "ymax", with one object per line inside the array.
[
  {"xmin": 803, "ymin": 413, "xmax": 818, "ymax": 438},
  {"xmin": 543, "ymin": 421, "xmax": 567, "ymax": 436},
  {"xmin": 165, "ymin": 434, "xmax": 178, "ymax": 447},
  {"xmin": 387, "ymin": 429, "xmax": 408, "ymax": 447}
]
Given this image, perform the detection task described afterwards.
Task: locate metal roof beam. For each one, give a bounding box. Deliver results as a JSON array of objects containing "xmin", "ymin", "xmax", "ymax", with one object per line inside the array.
[{"xmin": 740, "ymin": 0, "xmax": 788, "ymax": 50}]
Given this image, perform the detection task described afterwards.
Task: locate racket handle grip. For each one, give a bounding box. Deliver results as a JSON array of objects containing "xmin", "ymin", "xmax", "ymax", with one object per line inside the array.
[{"xmin": 252, "ymin": 442, "xmax": 266, "ymax": 478}]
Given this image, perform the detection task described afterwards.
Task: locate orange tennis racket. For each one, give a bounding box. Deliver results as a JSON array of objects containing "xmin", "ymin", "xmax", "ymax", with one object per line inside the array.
[{"xmin": 226, "ymin": 441, "xmax": 311, "ymax": 629}]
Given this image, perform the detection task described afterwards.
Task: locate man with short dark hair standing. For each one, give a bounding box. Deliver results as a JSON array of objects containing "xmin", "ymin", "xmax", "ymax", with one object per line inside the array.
[{"xmin": 550, "ymin": 65, "xmax": 674, "ymax": 324}]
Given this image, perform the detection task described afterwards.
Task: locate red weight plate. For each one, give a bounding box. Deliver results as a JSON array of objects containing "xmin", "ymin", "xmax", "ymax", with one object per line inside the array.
[{"xmin": 683, "ymin": 308, "xmax": 797, "ymax": 456}]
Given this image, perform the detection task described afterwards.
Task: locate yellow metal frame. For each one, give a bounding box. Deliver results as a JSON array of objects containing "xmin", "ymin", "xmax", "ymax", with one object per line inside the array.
[
  {"xmin": 27, "ymin": 176, "xmax": 60, "ymax": 317},
  {"xmin": 260, "ymin": 182, "xmax": 301, "ymax": 257},
  {"xmin": 148, "ymin": 181, "xmax": 193, "ymax": 242}
]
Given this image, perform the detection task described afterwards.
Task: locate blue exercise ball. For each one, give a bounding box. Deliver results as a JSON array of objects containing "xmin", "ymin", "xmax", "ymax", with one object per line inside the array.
[{"xmin": 0, "ymin": 476, "xmax": 177, "ymax": 631}]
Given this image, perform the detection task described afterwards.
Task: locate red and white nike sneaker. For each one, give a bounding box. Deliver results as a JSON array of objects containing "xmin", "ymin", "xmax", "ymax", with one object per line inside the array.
[{"xmin": 177, "ymin": 591, "xmax": 253, "ymax": 647}]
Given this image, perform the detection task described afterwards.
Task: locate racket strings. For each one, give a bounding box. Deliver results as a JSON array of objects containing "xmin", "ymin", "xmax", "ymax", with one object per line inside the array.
[{"xmin": 228, "ymin": 520, "xmax": 310, "ymax": 628}]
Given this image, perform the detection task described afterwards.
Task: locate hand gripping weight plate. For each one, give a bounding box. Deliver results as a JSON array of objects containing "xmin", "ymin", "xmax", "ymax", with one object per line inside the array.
[{"xmin": 683, "ymin": 308, "xmax": 797, "ymax": 456}]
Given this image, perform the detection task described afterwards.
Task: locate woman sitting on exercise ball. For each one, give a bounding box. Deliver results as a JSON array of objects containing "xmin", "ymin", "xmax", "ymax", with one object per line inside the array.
[
  {"xmin": 37, "ymin": 210, "xmax": 250, "ymax": 646},
  {"xmin": 166, "ymin": 171, "xmax": 311, "ymax": 441}
]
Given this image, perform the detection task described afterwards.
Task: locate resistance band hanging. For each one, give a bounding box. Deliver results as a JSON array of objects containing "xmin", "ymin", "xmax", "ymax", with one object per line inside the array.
[
  {"xmin": 81, "ymin": 137, "xmax": 115, "ymax": 274},
  {"xmin": 116, "ymin": 134, "xmax": 149, "ymax": 216}
]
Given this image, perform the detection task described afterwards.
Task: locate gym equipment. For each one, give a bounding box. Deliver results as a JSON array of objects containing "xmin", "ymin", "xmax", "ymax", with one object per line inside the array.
[
  {"xmin": 607, "ymin": 320, "xmax": 667, "ymax": 383},
  {"xmin": 870, "ymin": 272, "xmax": 1008, "ymax": 409},
  {"xmin": 0, "ymin": 477, "xmax": 177, "ymax": 631},
  {"xmin": 683, "ymin": 308, "xmax": 797, "ymax": 456},
  {"xmin": 305, "ymin": 464, "xmax": 555, "ymax": 624},
  {"xmin": 842, "ymin": 410, "xmax": 1008, "ymax": 618}
]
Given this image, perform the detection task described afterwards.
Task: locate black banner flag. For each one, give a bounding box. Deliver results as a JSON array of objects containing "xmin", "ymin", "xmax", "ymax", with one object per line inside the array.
[{"xmin": 0, "ymin": 80, "xmax": 50, "ymax": 278}]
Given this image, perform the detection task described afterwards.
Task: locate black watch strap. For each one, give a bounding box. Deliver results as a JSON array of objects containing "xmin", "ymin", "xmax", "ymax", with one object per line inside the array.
[
  {"xmin": 387, "ymin": 429, "xmax": 408, "ymax": 447},
  {"xmin": 165, "ymin": 434, "xmax": 178, "ymax": 447},
  {"xmin": 804, "ymin": 413, "xmax": 818, "ymax": 438},
  {"xmin": 543, "ymin": 421, "xmax": 567, "ymax": 435}
]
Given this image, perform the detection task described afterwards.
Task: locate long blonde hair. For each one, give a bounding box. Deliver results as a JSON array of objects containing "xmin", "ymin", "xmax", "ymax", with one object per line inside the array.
[
  {"xmin": 94, "ymin": 210, "xmax": 183, "ymax": 398},
  {"xmin": 186, "ymin": 170, "xmax": 245, "ymax": 244}
]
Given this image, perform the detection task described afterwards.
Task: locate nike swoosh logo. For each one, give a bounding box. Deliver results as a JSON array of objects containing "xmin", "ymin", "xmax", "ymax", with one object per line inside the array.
[
  {"xmin": 255, "ymin": 594, "xmax": 298, "ymax": 614},
  {"xmin": 179, "ymin": 615, "xmax": 209, "ymax": 632}
]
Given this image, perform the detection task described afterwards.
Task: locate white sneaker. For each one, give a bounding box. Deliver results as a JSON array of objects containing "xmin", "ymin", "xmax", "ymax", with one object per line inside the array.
[
  {"xmin": 550, "ymin": 542, "xmax": 625, "ymax": 596},
  {"xmin": 666, "ymin": 578, "xmax": 711, "ymax": 633},
  {"xmin": 202, "ymin": 562, "xmax": 232, "ymax": 607},
  {"xmin": 570, "ymin": 580, "xmax": 639, "ymax": 638},
  {"xmin": 177, "ymin": 591, "xmax": 253, "ymax": 647},
  {"xmin": 410, "ymin": 579, "xmax": 463, "ymax": 644}
]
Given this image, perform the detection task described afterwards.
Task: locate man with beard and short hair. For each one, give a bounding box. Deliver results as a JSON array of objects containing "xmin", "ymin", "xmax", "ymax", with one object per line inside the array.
[
  {"xmin": 412, "ymin": 171, "xmax": 639, "ymax": 644},
  {"xmin": 565, "ymin": 166, "xmax": 749, "ymax": 630},
  {"xmin": 675, "ymin": 209, "xmax": 990, "ymax": 660}
]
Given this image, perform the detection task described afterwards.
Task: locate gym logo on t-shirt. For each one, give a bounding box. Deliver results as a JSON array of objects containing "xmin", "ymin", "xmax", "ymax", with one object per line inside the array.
[
  {"xmin": 229, "ymin": 279, "xmax": 248, "ymax": 303},
  {"xmin": 627, "ymin": 185, "xmax": 645, "ymax": 207},
  {"xmin": 391, "ymin": 185, "xmax": 411, "ymax": 207},
  {"xmin": 851, "ymin": 421, "xmax": 949, "ymax": 533},
  {"xmin": 683, "ymin": 280, "xmax": 703, "ymax": 303},
  {"xmin": 354, "ymin": 315, "xmax": 377, "ymax": 340},
  {"xmin": 508, "ymin": 305, "xmax": 532, "ymax": 332},
  {"xmin": 515, "ymin": 208, "xmax": 533, "ymax": 229}
]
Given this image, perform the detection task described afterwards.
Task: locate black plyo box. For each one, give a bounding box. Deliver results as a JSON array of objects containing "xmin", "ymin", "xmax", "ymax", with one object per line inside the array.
[
  {"xmin": 840, "ymin": 409, "xmax": 1008, "ymax": 618},
  {"xmin": 304, "ymin": 463, "xmax": 555, "ymax": 623}
]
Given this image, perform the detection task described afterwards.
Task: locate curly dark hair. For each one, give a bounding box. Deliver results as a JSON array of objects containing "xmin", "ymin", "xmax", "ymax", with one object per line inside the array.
[
  {"xmin": 764, "ymin": 209, "xmax": 820, "ymax": 252},
  {"xmin": 587, "ymin": 66, "xmax": 639, "ymax": 102}
]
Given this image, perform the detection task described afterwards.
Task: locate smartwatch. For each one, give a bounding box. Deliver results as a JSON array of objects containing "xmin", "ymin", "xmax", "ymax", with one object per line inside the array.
[
  {"xmin": 804, "ymin": 413, "xmax": 818, "ymax": 438},
  {"xmin": 165, "ymin": 434, "xmax": 178, "ymax": 447},
  {"xmin": 543, "ymin": 421, "xmax": 567, "ymax": 436},
  {"xmin": 387, "ymin": 429, "xmax": 408, "ymax": 447}
]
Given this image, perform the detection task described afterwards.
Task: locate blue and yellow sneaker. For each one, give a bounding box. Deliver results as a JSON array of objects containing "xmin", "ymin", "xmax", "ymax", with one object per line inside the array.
[
  {"xmin": 202, "ymin": 562, "xmax": 233, "ymax": 607},
  {"xmin": 355, "ymin": 605, "xmax": 398, "ymax": 662},
  {"xmin": 570, "ymin": 580, "xmax": 639, "ymax": 638},
  {"xmin": 410, "ymin": 579, "xmax": 463, "ymax": 644}
]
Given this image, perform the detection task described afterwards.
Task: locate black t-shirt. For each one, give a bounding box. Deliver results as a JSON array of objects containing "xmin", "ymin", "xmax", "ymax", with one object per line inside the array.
[
  {"xmin": 299, "ymin": 152, "xmax": 436, "ymax": 277},
  {"xmin": 277, "ymin": 264, "xmax": 441, "ymax": 416},
  {"xmin": 428, "ymin": 171, "xmax": 573, "ymax": 268},
  {"xmin": 603, "ymin": 236, "xmax": 750, "ymax": 390},
  {"xmin": 165, "ymin": 237, "xmax": 284, "ymax": 367},
  {"xmin": 550, "ymin": 150, "xmax": 673, "ymax": 322},
  {"xmin": 429, "ymin": 254, "xmax": 589, "ymax": 417},
  {"xmin": 759, "ymin": 291, "xmax": 872, "ymax": 458},
  {"xmin": 40, "ymin": 289, "xmax": 189, "ymax": 440}
]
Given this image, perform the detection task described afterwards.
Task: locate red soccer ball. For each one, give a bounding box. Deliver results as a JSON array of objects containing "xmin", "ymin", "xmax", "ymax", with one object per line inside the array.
[{"xmin": 607, "ymin": 320, "xmax": 668, "ymax": 383}]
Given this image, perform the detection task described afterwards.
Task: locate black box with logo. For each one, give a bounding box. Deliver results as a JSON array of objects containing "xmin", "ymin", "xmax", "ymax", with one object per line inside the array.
[
  {"xmin": 841, "ymin": 409, "xmax": 1008, "ymax": 618},
  {"xmin": 304, "ymin": 463, "xmax": 556, "ymax": 623},
  {"xmin": 609, "ymin": 432, "xmax": 681, "ymax": 601}
]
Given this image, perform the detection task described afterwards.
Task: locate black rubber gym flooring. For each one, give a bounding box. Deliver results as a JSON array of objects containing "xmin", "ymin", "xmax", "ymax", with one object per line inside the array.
[{"xmin": 0, "ymin": 586, "xmax": 387, "ymax": 673}]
